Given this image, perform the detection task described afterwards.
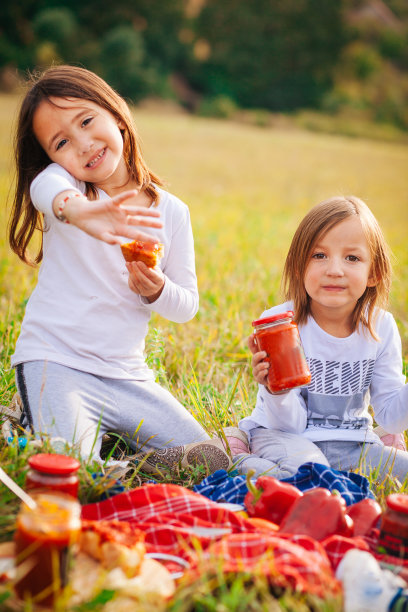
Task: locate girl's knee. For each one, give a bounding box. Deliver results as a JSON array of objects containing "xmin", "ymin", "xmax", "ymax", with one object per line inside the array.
[
  {"xmin": 249, "ymin": 429, "xmax": 329, "ymax": 478},
  {"xmin": 293, "ymin": 436, "xmax": 329, "ymax": 466},
  {"xmin": 236, "ymin": 454, "xmax": 288, "ymax": 479}
]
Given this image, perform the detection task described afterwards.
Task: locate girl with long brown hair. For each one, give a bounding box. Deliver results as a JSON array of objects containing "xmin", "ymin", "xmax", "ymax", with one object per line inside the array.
[{"xmin": 8, "ymin": 65, "xmax": 231, "ymax": 472}]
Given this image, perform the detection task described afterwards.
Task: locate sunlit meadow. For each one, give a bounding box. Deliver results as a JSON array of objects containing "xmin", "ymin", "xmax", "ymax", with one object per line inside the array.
[
  {"xmin": 1, "ymin": 93, "xmax": 407, "ymax": 429},
  {"xmin": 0, "ymin": 93, "xmax": 408, "ymax": 610}
]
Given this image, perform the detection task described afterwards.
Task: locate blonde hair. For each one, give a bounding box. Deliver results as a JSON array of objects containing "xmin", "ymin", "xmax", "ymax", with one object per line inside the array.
[
  {"xmin": 9, "ymin": 65, "xmax": 163, "ymax": 265},
  {"xmin": 282, "ymin": 196, "xmax": 392, "ymax": 339}
]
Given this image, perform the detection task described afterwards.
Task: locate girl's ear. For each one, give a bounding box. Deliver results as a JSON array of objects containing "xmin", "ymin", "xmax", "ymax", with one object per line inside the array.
[
  {"xmin": 367, "ymin": 267, "xmax": 378, "ymax": 287},
  {"xmin": 117, "ymin": 119, "xmax": 126, "ymax": 130}
]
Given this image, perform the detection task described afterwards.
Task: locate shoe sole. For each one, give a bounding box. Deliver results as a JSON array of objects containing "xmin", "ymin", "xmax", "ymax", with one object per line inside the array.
[
  {"xmin": 183, "ymin": 443, "xmax": 231, "ymax": 472},
  {"xmin": 139, "ymin": 446, "xmax": 185, "ymax": 474}
]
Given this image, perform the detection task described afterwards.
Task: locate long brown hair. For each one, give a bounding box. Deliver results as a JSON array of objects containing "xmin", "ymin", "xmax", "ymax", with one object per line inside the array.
[
  {"xmin": 9, "ymin": 65, "xmax": 163, "ymax": 265},
  {"xmin": 282, "ymin": 196, "xmax": 392, "ymax": 339}
]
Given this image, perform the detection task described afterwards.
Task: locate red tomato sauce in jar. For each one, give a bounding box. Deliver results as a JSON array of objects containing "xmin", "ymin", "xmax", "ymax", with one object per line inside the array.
[
  {"xmin": 252, "ymin": 311, "xmax": 311, "ymax": 393},
  {"xmin": 14, "ymin": 493, "xmax": 81, "ymax": 605},
  {"xmin": 26, "ymin": 454, "xmax": 80, "ymax": 498},
  {"xmin": 378, "ymin": 494, "xmax": 408, "ymax": 559}
]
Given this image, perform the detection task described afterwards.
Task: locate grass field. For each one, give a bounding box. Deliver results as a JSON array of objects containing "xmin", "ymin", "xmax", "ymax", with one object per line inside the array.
[
  {"xmin": 2, "ymin": 93, "xmax": 407, "ymax": 415},
  {"xmin": 0, "ymin": 93, "xmax": 407, "ymax": 610}
]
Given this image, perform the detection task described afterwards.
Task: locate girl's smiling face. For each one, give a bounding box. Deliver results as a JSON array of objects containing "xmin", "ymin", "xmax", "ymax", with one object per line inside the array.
[
  {"xmin": 32, "ymin": 97, "xmax": 128, "ymax": 194},
  {"xmin": 304, "ymin": 215, "xmax": 377, "ymax": 325}
]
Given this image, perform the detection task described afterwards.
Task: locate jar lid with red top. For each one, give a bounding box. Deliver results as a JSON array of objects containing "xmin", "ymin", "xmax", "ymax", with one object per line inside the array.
[
  {"xmin": 28, "ymin": 454, "xmax": 80, "ymax": 475},
  {"xmin": 252, "ymin": 311, "xmax": 294, "ymax": 327},
  {"xmin": 386, "ymin": 493, "xmax": 408, "ymax": 514}
]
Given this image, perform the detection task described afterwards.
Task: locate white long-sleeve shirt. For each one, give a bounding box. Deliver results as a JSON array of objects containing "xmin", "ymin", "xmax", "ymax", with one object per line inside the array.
[
  {"xmin": 11, "ymin": 163, "xmax": 199, "ymax": 380},
  {"xmin": 240, "ymin": 301, "xmax": 408, "ymax": 443}
]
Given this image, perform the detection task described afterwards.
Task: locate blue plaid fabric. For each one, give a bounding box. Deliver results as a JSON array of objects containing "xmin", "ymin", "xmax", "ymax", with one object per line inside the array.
[
  {"xmin": 91, "ymin": 472, "xmax": 125, "ymax": 500},
  {"xmin": 193, "ymin": 469, "xmax": 250, "ymax": 505},
  {"xmin": 194, "ymin": 462, "xmax": 375, "ymax": 506},
  {"xmin": 281, "ymin": 462, "xmax": 375, "ymax": 505}
]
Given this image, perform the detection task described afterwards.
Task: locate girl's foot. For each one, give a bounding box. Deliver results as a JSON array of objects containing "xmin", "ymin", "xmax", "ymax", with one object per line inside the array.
[
  {"xmin": 222, "ymin": 426, "xmax": 250, "ymax": 455},
  {"xmin": 374, "ymin": 425, "xmax": 407, "ymax": 452},
  {"xmin": 138, "ymin": 438, "xmax": 232, "ymax": 475}
]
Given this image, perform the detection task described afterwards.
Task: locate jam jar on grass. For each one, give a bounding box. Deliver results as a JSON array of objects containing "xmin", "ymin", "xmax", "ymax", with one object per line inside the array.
[
  {"xmin": 14, "ymin": 492, "xmax": 81, "ymax": 606},
  {"xmin": 252, "ymin": 311, "xmax": 311, "ymax": 393},
  {"xmin": 26, "ymin": 453, "xmax": 80, "ymax": 498},
  {"xmin": 378, "ymin": 494, "xmax": 408, "ymax": 559}
]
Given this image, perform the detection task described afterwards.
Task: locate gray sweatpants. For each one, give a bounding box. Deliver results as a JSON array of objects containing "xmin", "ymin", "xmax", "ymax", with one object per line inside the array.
[
  {"xmin": 16, "ymin": 361, "xmax": 209, "ymax": 461},
  {"xmin": 236, "ymin": 426, "xmax": 408, "ymax": 483}
]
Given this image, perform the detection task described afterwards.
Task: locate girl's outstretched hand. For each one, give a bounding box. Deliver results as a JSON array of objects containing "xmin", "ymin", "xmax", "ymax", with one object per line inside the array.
[
  {"xmin": 126, "ymin": 261, "xmax": 165, "ymax": 302},
  {"xmin": 248, "ymin": 333, "xmax": 269, "ymax": 387},
  {"xmin": 53, "ymin": 190, "xmax": 162, "ymax": 245}
]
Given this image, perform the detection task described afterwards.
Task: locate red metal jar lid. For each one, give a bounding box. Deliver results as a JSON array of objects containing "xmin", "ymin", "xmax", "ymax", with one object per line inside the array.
[
  {"xmin": 386, "ymin": 494, "xmax": 408, "ymax": 514},
  {"xmin": 252, "ymin": 311, "xmax": 294, "ymax": 327},
  {"xmin": 28, "ymin": 453, "xmax": 80, "ymax": 475}
]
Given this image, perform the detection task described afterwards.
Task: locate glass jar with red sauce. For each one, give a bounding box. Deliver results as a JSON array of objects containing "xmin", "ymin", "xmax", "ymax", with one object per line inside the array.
[
  {"xmin": 378, "ymin": 494, "xmax": 408, "ymax": 558},
  {"xmin": 26, "ymin": 453, "xmax": 80, "ymax": 498},
  {"xmin": 252, "ymin": 311, "xmax": 311, "ymax": 393},
  {"xmin": 14, "ymin": 492, "xmax": 81, "ymax": 606}
]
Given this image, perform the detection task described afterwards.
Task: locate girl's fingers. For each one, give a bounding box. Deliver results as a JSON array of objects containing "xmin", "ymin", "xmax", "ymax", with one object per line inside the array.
[
  {"xmin": 254, "ymin": 367, "xmax": 269, "ymax": 384},
  {"xmin": 102, "ymin": 226, "xmax": 160, "ymax": 245},
  {"xmin": 128, "ymin": 275, "xmax": 155, "ymax": 296},
  {"xmin": 113, "ymin": 221, "xmax": 156, "ymax": 241},
  {"xmin": 120, "ymin": 205, "xmax": 161, "ymax": 217},
  {"xmin": 111, "ymin": 190, "xmax": 139, "ymax": 205},
  {"xmin": 253, "ymin": 364, "xmax": 268, "ymax": 378},
  {"xmin": 127, "ymin": 215, "xmax": 163, "ymax": 228},
  {"xmin": 127, "ymin": 261, "xmax": 161, "ymax": 284},
  {"xmin": 126, "ymin": 230, "xmax": 159, "ymax": 243},
  {"xmin": 130, "ymin": 261, "xmax": 152, "ymax": 276},
  {"xmin": 248, "ymin": 334, "xmax": 258, "ymax": 354},
  {"xmin": 255, "ymin": 362, "xmax": 269, "ymax": 375},
  {"xmin": 100, "ymin": 231, "xmax": 121, "ymax": 245},
  {"xmin": 252, "ymin": 351, "xmax": 267, "ymax": 366},
  {"xmin": 252, "ymin": 351, "xmax": 269, "ymax": 384}
]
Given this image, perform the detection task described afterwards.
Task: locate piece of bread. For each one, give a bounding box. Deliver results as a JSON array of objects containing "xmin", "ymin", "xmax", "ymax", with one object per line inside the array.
[
  {"xmin": 69, "ymin": 552, "xmax": 175, "ymax": 608},
  {"xmin": 80, "ymin": 520, "xmax": 146, "ymax": 578},
  {"xmin": 120, "ymin": 240, "xmax": 164, "ymax": 268}
]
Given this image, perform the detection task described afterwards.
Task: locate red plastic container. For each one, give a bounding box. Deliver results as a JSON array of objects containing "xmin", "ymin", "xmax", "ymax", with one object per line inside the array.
[
  {"xmin": 252, "ymin": 311, "xmax": 311, "ymax": 393},
  {"xmin": 26, "ymin": 454, "xmax": 80, "ymax": 498},
  {"xmin": 378, "ymin": 494, "xmax": 408, "ymax": 558}
]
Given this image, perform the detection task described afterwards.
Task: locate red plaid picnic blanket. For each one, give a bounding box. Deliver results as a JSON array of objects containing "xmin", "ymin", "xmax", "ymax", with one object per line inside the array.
[
  {"xmin": 208, "ymin": 532, "xmax": 341, "ymax": 597},
  {"xmin": 82, "ymin": 483, "xmax": 341, "ymax": 598},
  {"xmin": 82, "ymin": 483, "xmax": 247, "ymax": 563}
]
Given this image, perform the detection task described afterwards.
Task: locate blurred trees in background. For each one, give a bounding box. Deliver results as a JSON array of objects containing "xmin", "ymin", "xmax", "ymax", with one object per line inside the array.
[
  {"xmin": 0, "ymin": 0, "xmax": 408, "ymax": 128},
  {"xmin": 187, "ymin": 0, "xmax": 345, "ymax": 110}
]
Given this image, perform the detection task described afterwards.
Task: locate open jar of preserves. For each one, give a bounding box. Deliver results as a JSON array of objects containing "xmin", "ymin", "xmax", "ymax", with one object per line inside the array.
[
  {"xmin": 26, "ymin": 453, "xmax": 80, "ymax": 498},
  {"xmin": 378, "ymin": 494, "xmax": 408, "ymax": 559},
  {"xmin": 14, "ymin": 492, "xmax": 81, "ymax": 606},
  {"xmin": 252, "ymin": 311, "xmax": 311, "ymax": 394}
]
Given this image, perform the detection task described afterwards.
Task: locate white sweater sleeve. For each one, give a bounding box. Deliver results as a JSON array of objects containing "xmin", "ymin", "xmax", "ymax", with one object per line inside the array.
[
  {"xmin": 30, "ymin": 164, "xmax": 83, "ymax": 215},
  {"xmin": 142, "ymin": 204, "xmax": 199, "ymax": 323},
  {"xmin": 370, "ymin": 314, "xmax": 408, "ymax": 433},
  {"xmin": 255, "ymin": 384, "xmax": 308, "ymax": 433}
]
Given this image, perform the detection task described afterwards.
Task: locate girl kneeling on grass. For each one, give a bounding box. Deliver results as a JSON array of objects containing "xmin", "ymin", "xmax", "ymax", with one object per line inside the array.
[
  {"xmin": 238, "ymin": 196, "xmax": 408, "ymax": 481},
  {"xmin": 8, "ymin": 64, "xmax": 232, "ymax": 472}
]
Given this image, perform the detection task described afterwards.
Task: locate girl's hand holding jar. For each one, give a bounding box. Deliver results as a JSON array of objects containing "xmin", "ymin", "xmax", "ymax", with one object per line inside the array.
[{"xmin": 250, "ymin": 312, "xmax": 311, "ymax": 394}]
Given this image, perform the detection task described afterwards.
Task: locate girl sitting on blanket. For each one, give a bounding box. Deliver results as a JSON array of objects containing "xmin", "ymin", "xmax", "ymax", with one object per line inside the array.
[{"xmin": 237, "ymin": 196, "xmax": 408, "ymax": 480}]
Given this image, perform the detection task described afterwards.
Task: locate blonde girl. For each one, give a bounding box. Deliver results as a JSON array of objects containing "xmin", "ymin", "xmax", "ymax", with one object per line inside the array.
[
  {"xmin": 8, "ymin": 65, "xmax": 231, "ymax": 471},
  {"xmin": 238, "ymin": 196, "xmax": 408, "ymax": 480}
]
